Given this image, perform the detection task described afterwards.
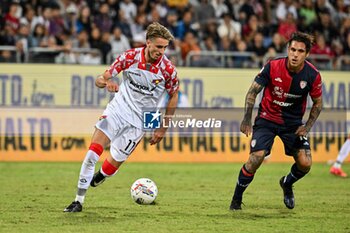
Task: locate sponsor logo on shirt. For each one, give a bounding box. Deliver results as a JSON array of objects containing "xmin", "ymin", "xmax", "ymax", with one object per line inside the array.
[
  {"xmin": 274, "ymin": 77, "xmax": 282, "ymax": 82},
  {"xmin": 273, "ymin": 100, "xmax": 293, "ymax": 107},
  {"xmin": 273, "ymin": 86, "xmax": 284, "ymax": 98}
]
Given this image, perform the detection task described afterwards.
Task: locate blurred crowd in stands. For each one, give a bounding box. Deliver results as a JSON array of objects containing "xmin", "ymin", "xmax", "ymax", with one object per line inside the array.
[{"xmin": 1, "ymin": 0, "xmax": 350, "ymax": 70}]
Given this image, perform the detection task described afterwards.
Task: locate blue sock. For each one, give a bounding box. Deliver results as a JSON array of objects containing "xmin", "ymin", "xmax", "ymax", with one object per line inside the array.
[{"xmin": 233, "ymin": 165, "xmax": 255, "ymax": 200}]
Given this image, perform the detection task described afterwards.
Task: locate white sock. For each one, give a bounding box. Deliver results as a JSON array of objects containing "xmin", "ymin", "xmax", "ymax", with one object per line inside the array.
[
  {"xmin": 75, "ymin": 195, "xmax": 85, "ymax": 204},
  {"xmin": 77, "ymin": 150, "xmax": 100, "ymax": 190},
  {"xmin": 335, "ymin": 139, "xmax": 350, "ymax": 166}
]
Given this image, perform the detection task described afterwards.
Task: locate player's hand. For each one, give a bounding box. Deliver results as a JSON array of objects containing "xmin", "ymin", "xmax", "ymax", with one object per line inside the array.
[
  {"xmin": 240, "ymin": 120, "xmax": 252, "ymax": 137},
  {"xmin": 295, "ymin": 125, "xmax": 309, "ymax": 137},
  {"xmin": 149, "ymin": 128, "xmax": 167, "ymax": 145},
  {"xmin": 106, "ymin": 79, "xmax": 119, "ymax": 92}
]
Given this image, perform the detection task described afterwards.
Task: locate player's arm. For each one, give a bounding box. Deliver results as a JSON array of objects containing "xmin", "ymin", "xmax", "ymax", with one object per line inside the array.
[
  {"xmin": 240, "ymin": 81, "xmax": 264, "ymax": 137},
  {"xmin": 95, "ymin": 70, "xmax": 119, "ymax": 92},
  {"xmin": 295, "ymin": 96, "xmax": 323, "ymax": 136},
  {"xmin": 150, "ymin": 90, "xmax": 179, "ymax": 145}
]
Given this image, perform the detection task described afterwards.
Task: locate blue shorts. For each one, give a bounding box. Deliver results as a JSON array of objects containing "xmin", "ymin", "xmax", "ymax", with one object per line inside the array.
[{"xmin": 250, "ymin": 118, "xmax": 310, "ymax": 156}]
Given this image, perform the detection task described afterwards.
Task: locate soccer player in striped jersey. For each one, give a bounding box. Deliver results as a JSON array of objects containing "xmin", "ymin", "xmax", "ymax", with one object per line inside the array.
[{"xmin": 230, "ymin": 32, "xmax": 323, "ymax": 210}]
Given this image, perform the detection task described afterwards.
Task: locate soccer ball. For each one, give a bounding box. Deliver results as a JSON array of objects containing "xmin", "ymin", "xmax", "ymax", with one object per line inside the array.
[{"xmin": 130, "ymin": 178, "xmax": 158, "ymax": 205}]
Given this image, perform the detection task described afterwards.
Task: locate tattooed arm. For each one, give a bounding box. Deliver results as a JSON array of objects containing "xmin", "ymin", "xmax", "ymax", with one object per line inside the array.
[
  {"xmin": 295, "ymin": 96, "xmax": 323, "ymax": 136},
  {"xmin": 240, "ymin": 81, "xmax": 264, "ymax": 137}
]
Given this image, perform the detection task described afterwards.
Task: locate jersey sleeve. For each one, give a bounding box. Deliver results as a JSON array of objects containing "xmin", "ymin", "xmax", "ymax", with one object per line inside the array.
[
  {"xmin": 107, "ymin": 49, "xmax": 136, "ymax": 77},
  {"xmin": 310, "ymin": 73, "xmax": 322, "ymax": 99},
  {"xmin": 254, "ymin": 62, "xmax": 271, "ymax": 87},
  {"xmin": 164, "ymin": 66, "xmax": 179, "ymax": 95}
]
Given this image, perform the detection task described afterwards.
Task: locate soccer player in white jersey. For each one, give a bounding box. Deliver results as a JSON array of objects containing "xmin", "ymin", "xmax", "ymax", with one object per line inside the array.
[
  {"xmin": 64, "ymin": 22, "xmax": 179, "ymax": 212},
  {"xmin": 330, "ymin": 137, "xmax": 350, "ymax": 178}
]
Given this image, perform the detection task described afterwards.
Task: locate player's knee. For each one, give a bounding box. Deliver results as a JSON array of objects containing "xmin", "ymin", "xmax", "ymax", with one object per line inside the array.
[
  {"xmin": 297, "ymin": 149, "xmax": 312, "ymax": 172},
  {"xmin": 246, "ymin": 151, "xmax": 265, "ymax": 173}
]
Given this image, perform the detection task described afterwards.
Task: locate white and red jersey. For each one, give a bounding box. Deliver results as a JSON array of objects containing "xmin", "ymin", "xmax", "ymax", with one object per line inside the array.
[{"xmin": 106, "ymin": 47, "xmax": 179, "ymax": 128}]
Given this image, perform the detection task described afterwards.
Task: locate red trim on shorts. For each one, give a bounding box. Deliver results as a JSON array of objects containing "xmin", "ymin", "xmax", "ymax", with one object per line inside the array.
[
  {"xmin": 101, "ymin": 159, "xmax": 118, "ymax": 176},
  {"xmin": 242, "ymin": 166, "xmax": 254, "ymax": 177},
  {"xmin": 89, "ymin": 143, "xmax": 103, "ymax": 156}
]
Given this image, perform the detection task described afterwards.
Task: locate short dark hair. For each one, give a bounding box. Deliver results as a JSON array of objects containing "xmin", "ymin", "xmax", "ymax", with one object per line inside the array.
[{"xmin": 287, "ymin": 32, "xmax": 314, "ymax": 53}]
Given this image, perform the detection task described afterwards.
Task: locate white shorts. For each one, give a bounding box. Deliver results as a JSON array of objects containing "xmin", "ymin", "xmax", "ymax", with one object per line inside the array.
[{"xmin": 95, "ymin": 110, "xmax": 144, "ymax": 162}]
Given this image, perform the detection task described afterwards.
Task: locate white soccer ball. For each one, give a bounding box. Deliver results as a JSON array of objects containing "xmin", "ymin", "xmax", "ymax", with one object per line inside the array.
[{"xmin": 130, "ymin": 178, "xmax": 158, "ymax": 205}]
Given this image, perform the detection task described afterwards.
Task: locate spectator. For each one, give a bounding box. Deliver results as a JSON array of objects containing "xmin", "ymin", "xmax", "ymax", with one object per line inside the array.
[
  {"xmin": 193, "ymin": 0, "xmax": 216, "ymax": 26},
  {"xmin": 238, "ymin": 0, "xmax": 256, "ymax": 23},
  {"xmin": 49, "ymin": 4, "xmax": 65, "ymax": 37},
  {"xmin": 248, "ymin": 32, "xmax": 267, "ymax": 67},
  {"xmin": 147, "ymin": 6, "xmax": 162, "ymax": 24},
  {"xmin": 340, "ymin": 32, "xmax": 350, "ymax": 70},
  {"xmin": 200, "ymin": 35, "xmax": 218, "ymax": 51},
  {"xmin": 28, "ymin": 24, "xmax": 47, "ymax": 47},
  {"xmin": 0, "ymin": 23, "xmax": 16, "ymax": 45},
  {"xmin": 20, "ymin": 5, "xmax": 35, "ymax": 31},
  {"xmin": 107, "ymin": 0, "xmax": 120, "ymax": 22},
  {"xmin": 180, "ymin": 31, "xmax": 201, "ymax": 64},
  {"xmin": 63, "ymin": 4, "xmax": 78, "ymax": 37},
  {"xmin": 110, "ymin": 26, "xmax": 131, "ymax": 54},
  {"xmin": 15, "ymin": 24, "xmax": 30, "ymax": 61},
  {"xmin": 90, "ymin": 27, "xmax": 102, "ymax": 49},
  {"xmin": 76, "ymin": 6, "xmax": 92, "ymax": 34},
  {"xmin": 130, "ymin": 13, "xmax": 147, "ymax": 42},
  {"xmin": 217, "ymin": 13, "xmax": 241, "ymax": 43},
  {"xmin": 119, "ymin": 0, "xmax": 137, "ymax": 24},
  {"xmin": 55, "ymin": 39, "xmax": 77, "ymax": 64},
  {"xmin": 268, "ymin": 32, "xmax": 286, "ymax": 54},
  {"xmin": 276, "ymin": 0, "xmax": 298, "ymax": 22},
  {"xmin": 0, "ymin": 50, "xmax": 16, "ymax": 62},
  {"xmin": 94, "ymin": 3, "xmax": 113, "ymax": 33},
  {"xmin": 3, "ymin": 2, "xmax": 20, "ymax": 33},
  {"xmin": 311, "ymin": 8, "xmax": 339, "ymax": 45},
  {"xmin": 278, "ymin": 12, "xmax": 298, "ymax": 42},
  {"xmin": 202, "ymin": 20, "xmax": 220, "ymax": 46},
  {"xmin": 210, "ymin": 0, "xmax": 229, "ymax": 18},
  {"xmin": 340, "ymin": 16, "xmax": 350, "ymax": 41},
  {"xmin": 31, "ymin": 6, "xmax": 51, "ymax": 34},
  {"xmin": 72, "ymin": 30, "xmax": 90, "ymax": 49},
  {"xmin": 298, "ymin": 0, "xmax": 317, "ymax": 27},
  {"xmin": 242, "ymin": 14, "xmax": 260, "ymax": 44},
  {"xmin": 113, "ymin": 9, "xmax": 132, "ymax": 40},
  {"xmin": 315, "ymin": 0, "xmax": 337, "ymax": 23},
  {"xmin": 163, "ymin": 10, "xmax": 178, "ymax": 39},
  {"xmin": 310, "ymin": 33, "xmax": 335, "ymax": 69},
  {"xmin": 233, "ymin": 39, "xmax": 253, "ymax": 68},
  {"xmin": 175, "ymin": 10, "xmax": 198, "ymax": 40},
  {"xmin": 31, "ymin": 35, "xmax": 61, "ymax": 63},
  {"xmin": 333, "ymin": 0, "xmax": 349, "ymax": 26},
  {"xmin": 219, "ymin": 35, "xmax": 235, "ymax": 67}
]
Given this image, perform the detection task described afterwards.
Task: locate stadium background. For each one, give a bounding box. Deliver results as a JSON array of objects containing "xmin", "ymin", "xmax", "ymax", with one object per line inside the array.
[
  {"xmin": 1, "ymin": 2, "xmax": 350, "ymax": 232},
  {"xmin": 0, "ymin": 64, "xmax": 349, "ymax": 163}
]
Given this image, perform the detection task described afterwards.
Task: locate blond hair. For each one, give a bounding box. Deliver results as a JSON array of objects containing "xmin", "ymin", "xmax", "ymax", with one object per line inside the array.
[{"xmin": 146, "ymin": 22, "xmax": 174, "ymax": 41}]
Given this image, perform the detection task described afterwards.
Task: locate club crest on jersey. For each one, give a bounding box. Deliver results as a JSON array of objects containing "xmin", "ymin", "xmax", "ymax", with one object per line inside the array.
[
  {"xmin": 300, "ymin": 81, "xmax": 307, "ymax": 89},
  {"xmin": 251, "ymin": 139, "xmax": 256, "ymax": 148}
]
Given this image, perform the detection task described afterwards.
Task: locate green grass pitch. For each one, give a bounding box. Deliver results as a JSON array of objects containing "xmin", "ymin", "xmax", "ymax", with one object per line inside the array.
[{"xmin": 0, "ymin": 162, "xmax": 349, "ymax": 233}]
